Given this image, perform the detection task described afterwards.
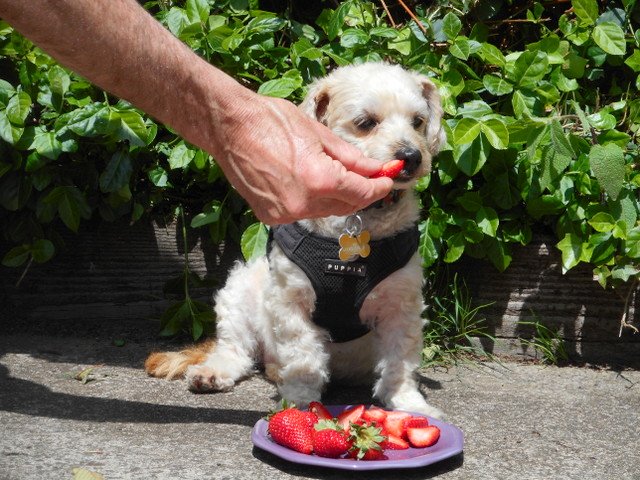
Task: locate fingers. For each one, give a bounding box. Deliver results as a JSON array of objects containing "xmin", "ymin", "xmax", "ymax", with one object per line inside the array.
[{"xmin": 310, "ymin": 120, "xmax": 383, "ymax": 177}]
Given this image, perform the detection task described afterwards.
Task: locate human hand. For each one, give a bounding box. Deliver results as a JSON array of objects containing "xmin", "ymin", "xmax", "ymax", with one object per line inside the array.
[{"xmin": 212, "ymin": 94, "xmax": 394, "ymax": 225}]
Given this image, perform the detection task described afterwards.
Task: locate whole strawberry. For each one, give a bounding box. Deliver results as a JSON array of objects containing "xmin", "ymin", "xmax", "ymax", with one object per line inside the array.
[
  {"xmin": 312, "ymin": 420, "xmax": 351, "ymax": 458},
  {"xmin": 268, "ymin": 407, "xmax": 314, "ymax": 454},
  {"xmin": 348, "ymin": 422, "xmax": 387, "ymax": 461}
]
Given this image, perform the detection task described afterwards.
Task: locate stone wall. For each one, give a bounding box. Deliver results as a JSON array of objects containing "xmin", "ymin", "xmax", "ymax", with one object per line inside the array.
[{"xmin": 1, "ymin": 220, "xmax": 638, "ymax": 366}]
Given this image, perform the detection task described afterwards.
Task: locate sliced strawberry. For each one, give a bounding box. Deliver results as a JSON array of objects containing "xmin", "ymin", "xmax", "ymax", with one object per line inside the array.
[
  {"xmin": 404, "ymin": 416, "xmax": 429, "ymax": 429},
  {"xmin": 381, "ymin": 434, "xmax": 409, "ymax": 450},
  {"xmin": 406, "ymin": 425, "xmax": 441, "ymax": 448},
  {"xmin": 308, "ymin": 401, "xmax": 333, "ymax": 421},
  {"xmin": 371, "ymin": 159, "xmax": 405, "ymax": 179},
  {"xmin": 362, "ymin": 406, "xmax": 388, "ymax": 424},
  {"xmin": 383, "ymin": 411, "xmax": 412, "ymax": 438},
  {"xmin": 337, "ymin": 404, "xmax": 365, "ymax": 431}
]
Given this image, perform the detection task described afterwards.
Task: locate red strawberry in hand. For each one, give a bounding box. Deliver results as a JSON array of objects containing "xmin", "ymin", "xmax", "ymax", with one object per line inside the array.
[
  {"xmin": 268, "ymin": 407, "xmax": 314, "ymax": 454},
  {"xmin": 371, "ymin": 159, "xmax": 405, "ymax": 179}
]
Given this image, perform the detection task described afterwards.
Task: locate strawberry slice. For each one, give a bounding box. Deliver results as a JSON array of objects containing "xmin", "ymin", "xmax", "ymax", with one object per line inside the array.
[
  {"xmin": 308, "ymin": 401, "xmax": 333, "ymax": 421},
  {"xmin": 337, "ymin": 404, "xmax": 366, "ymax": 431},
  {"xmin": 404, "ymin": 416, "xmax": 429, "ymax": 429},
  {"xmin": 381, "ymin": 434, "xmax": 409, "ymax": 450},
  {"xmin": 371, "ymin": 159, "xmax": 405, "ymax": 179},
  {"xmin": 406, "ymin": 425, "xmax": 441, "ymax": 448},
  {"xmin": 362, "ymin": 406, "xmax": 388, "ymax": 424},
  {"xmin": 382, "ymin": 411, "xmax": 412, "ymax": 438}
]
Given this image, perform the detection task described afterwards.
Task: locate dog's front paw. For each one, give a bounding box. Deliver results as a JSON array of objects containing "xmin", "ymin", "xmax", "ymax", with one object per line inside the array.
[
  {"xmin": 386, "ymin": 391, "xmax": 445, "ymax": 420},
  {"xmin": 186, "ymin": 365, "xmax": 235, "ymax": 393}
]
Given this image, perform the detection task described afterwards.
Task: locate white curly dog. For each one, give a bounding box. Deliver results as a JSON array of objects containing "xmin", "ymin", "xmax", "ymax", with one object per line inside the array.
[{"xmin": 146, "ymin": 62, "xmax": 446, "ymax": 418}]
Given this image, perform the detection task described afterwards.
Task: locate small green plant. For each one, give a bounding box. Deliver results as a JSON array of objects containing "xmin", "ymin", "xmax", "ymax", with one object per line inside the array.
[
  {"xmin": 158, "ymin": 205, "xmax": 216, "ymax": 340},
  {"xmin": 422, "ymin": 273, "xmax": 495, "ymax": 366},
  {"xmin": 518, "ymin": 319, "xmax": 569, "ymax": 365}
]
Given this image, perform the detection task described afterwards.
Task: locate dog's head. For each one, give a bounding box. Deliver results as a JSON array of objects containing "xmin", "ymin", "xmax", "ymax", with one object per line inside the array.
[{"xmin": 300, "ymin": 62, "xmax": 445, "ymax": 187}]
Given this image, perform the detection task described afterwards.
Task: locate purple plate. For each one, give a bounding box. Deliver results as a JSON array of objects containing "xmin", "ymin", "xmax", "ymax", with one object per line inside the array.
[{"xmin": 251, "ymin": 405, "xmax": 464, "ymax": 471}]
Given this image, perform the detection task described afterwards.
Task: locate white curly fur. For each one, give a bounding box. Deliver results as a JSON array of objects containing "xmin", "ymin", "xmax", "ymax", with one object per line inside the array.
[{"xmin": 184, "ymin": 63, "xmax": 446, "ymax": 418}]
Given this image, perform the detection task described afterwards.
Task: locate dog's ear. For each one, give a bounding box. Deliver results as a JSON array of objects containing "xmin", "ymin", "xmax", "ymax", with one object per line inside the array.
[
  {"xmin": 415, "ymin": 76, "xmax": 447, "ymax": 155},
  {"xmin": 299, "ymin": 81, "xmax": 330, "ymax": 125}
]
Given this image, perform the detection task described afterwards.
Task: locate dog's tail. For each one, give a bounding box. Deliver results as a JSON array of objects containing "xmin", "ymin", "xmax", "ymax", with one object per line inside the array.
[{"xmin": 144, "ymin": 339, "xmax": 215, "ymax": 379}]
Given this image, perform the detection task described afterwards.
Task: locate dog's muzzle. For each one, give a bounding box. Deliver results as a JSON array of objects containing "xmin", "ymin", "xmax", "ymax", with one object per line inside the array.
[{"xmin": 394, "ymin": 146, "xmax": 422, "ymax": 178}]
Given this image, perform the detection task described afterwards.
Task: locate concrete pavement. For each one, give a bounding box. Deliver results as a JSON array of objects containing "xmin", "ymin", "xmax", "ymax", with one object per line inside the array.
[{"xmin": 1, "ymin": 328, "xmax": 639, "ymax": 480}]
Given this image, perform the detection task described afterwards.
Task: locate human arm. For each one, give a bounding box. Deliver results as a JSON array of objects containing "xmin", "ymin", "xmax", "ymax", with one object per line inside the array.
[{"xmin": 0, "ymin": 0, "xmax": 393, "ymax": 224}]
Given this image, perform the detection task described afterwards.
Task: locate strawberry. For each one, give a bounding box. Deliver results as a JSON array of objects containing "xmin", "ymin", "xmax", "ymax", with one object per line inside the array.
[
  {"xmin": 381, "ymin": 434, "xmax": 409, "ymax": 450},
  {"xmin": 348, "ymin": 422, "xmax": 387, "ymax": 461},
  {"xmin": 362, "ymin": 406, "xmax": 388, "ymax": 424},
  {"xmin": 312, "ymin": 420, "xmax": 351, "ymax": 458},
  {"xmin": 371, "ymin": 159, "xmax": 405, "ymax": 179},
  {"xmin": 268, "ymin": 407, "xmax": 315, "ymax": 454},
  {"xmin": 308, "ymin": 401, "xmax": 333, "ymax": 421},
  {"xmin": 383, "ymin": 410, "xmax": 412, "ymax": 438},
  {"xmin": 406, "ymin": 425, "xmax": 441, "ymax": 448},
  {"xmin": 404, "ymin": 416, "xmax": 429, "ymax": 429},
  {"xmin": 337, "ymin": 404, "xmax": 365, "ymax": 432}
]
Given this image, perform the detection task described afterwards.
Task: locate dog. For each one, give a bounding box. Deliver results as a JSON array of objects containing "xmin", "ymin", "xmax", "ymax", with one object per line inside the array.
[{"xmin": 145, "ymin": 62, "xmax": 446, "ymax": 418}]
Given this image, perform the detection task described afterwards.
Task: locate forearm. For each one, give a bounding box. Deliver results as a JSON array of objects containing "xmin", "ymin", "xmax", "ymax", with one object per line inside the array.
[{"xmin": 0, "ymin": 0, "xmax": 250, "ymax": 156}]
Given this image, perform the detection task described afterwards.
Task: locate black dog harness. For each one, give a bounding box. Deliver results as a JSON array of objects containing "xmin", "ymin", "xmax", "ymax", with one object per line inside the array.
[{"xmin": 268, "ymin": 222, "xmax": 420, "ymax": 343}]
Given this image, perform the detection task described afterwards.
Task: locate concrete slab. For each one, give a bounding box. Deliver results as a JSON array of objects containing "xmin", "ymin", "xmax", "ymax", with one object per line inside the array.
[{"xmin": 1, "ymin": 333, "xmax": 639, "ymax": 480}]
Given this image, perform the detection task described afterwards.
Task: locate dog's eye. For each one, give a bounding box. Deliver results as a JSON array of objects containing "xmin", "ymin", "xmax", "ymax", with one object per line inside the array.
[
  {"xmin": 354, "ymin": 116, "xmax": 378, "ymax": 132},
  {"xmin": 412, "ymin": 116, "xmax": 425, "ymax": 129}
]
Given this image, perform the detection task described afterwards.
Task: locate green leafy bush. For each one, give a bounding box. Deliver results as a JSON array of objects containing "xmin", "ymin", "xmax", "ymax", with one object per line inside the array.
[{"xmin": 1, "ymin": 0, "xmax": 639, "ymax": 338}]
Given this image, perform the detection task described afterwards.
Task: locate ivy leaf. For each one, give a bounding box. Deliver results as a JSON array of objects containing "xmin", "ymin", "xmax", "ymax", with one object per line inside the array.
[
  {"xmin": 241, "ymin": 222, "xmax": 269, "ymax": 261},
  {"xmin": 6, "ymin": 90, "xmax": 31, "ymax": 126},
  {"xmin": 327, "ymin": 1, "xmax": 352, "ymax": 40},
  {"xmin": 258, "ymin": 78, "xmax": 300, "ymax": 98},
  {"xmin": 114, "ymin": 109, "xmax": 148, "ymax": 146},
  {"xmin": 453, "ymin": 135, "xmax": 489, "ymax": 176},
  {"xmin": 592, "ymin": 22, "xmax": 626, "ymax": 56},
  {"xmin": 556, "ymin": 233, "xmax": 583, "ymax": 273},
  {"xmin": 0, "ymin": 111, "xmax": 24, "ymax": 144},
  {"xmin": 483, "ymin": 74, "xmax": 513, "ymax": 96},
  {"xmin": 31, "ymin": 238, "xmax": 55, "ymax": 263},
  {"xmin": 186, "ymin": 0, "xmax": 210, "ymax": 24},
  {"xmin": 480, "ymin": 118, "xmax": 509, "ymax": 150},
  {"xmin": 510, "ymin": 50, "xmax": 548, "ymax": 88},
  {"xmin": 450, "ymin": 37, "xmax": 470, "ymax": 60},
  {"xmin": 191, "ymin": 201, "xmax": 222, "ymax": 228},
  {"xmin": 589, "ymin": 144, "xmax": 625, "ymax": 200},
  {"xmin": 418, "ymin": 221, "xmax": 439, "ymax": 268},
  {"xmin": 476, "ymin": 207, "xmax": 499, "ymax": 237},
  {"xmin": 444, "ymin": 232, "xmax": 465, "ymax": 263},
  {"xmin": 442, "ymin": 12, "xmax": 462, "ymax": 40},
  {"xmin": 572, "ymin": 0, "xmax": 599, "ymax": 25},
  {"xmin": 43, "ymin": 186, "xmax": 92, "ymax": 232},
  {"xmin": 453, "ymin": 118, "xmax": 481, "ymax": 144},
  {"xmin": 479, "ymin": 42, "xmax": 506, "ymax": 68},
  {"xmin": 168, "ymin": 141, "xmax": 195, "ymax": 169},
  {"xmin": 2, "ymin": 244, "xmax": 30, "ymax": 267},
  {"xmin": 99, "ymin": 150, "xmax": 132, "ymax": 193},
  {"xmin": 588, "ymin": 212, "xmax": 616, "ymax": 232}
]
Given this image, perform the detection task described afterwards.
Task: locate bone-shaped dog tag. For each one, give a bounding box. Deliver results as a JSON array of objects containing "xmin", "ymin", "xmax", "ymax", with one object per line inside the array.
[{"xmin": 338, "ymin": 214, "xmax": 371, "ymax": 261}]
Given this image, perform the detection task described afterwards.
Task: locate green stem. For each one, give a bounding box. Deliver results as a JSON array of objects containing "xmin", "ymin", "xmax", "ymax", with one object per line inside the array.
[{"xmin": 179, "ymin": 205, "xmax": 191, "ymax": 301}]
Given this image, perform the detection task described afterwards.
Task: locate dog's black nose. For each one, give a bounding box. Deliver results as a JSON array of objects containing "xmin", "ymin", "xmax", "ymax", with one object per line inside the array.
[{"xmin": 395, "ymin": 146, "xmax": 422, "ymax": 174}]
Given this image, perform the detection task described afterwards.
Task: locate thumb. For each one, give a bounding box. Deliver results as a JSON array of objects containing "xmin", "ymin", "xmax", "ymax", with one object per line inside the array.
[{"xmin": 313, "ymin": 121, "xmax": 383, "ymax": 177}]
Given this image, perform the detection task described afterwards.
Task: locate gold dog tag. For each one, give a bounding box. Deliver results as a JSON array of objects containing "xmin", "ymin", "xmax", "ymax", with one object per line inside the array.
[{"xmin": 339, "ymin": 214, "xmax": 371, "ymax": 261}]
